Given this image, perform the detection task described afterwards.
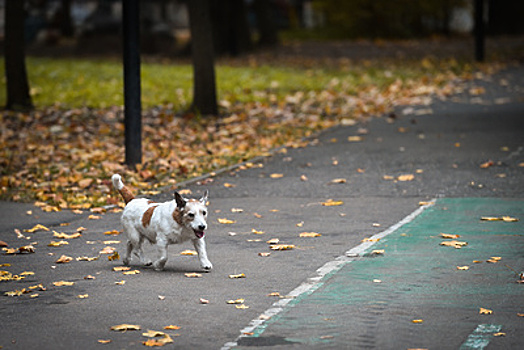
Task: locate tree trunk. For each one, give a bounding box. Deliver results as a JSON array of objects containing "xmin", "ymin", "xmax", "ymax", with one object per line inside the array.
[
  {"xmin": 211, "ymin": 0, "xmax": 252, "ymax": 56},
  {"xmin": 254, "ymin": 0, "xmax": 279, "ymax": 47},
  {"xmin": 4, "ymin": 0, "xmax": 33, "ymax": 110},
  {"xmin": 188, "ymin": 0, "xmax": 218, "ymax": 116}
]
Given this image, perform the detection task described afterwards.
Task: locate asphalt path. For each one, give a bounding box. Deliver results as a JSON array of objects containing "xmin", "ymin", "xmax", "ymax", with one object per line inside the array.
[{"xmin": 1, "ymin": 65, "xmax": 523, "ymax": 349}]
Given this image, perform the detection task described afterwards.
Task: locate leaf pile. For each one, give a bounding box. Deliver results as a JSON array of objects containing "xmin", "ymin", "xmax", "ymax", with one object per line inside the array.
[{"xmin": 0, "ymin": 57, "xmax": 502, "ymax": 208}]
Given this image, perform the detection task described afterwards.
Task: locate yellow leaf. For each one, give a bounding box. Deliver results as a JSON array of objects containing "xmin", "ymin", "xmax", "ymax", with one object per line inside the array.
[
  {"xmin": 104, "ymin": 230, "xmax": 120, "ymax": 235},
  {"xmin": 383, "ymin": 175, "xmax": 395, "ymax": 180},
  {"xmin": 300, "ymin": 175, "xmax": 308, "ymax": 181},
  {"xmin": 88, "ymin": 215, "xmax": 101, "ymax": 220},
  {"xmin": 110, "ymin": 324, "xmax": 141, "ymax": 332},
  {"xmin": 229, "ymin": 273, "xmax": 246, "ymax": 279},
  {"xmin": 56, "ymin": 255, "xmax": 73, "ymax": 264},
  {"xmin": 493, "ymin": 332, "xmax": 506, "ymax": 337},
  {"xmin": 199, "ymin": 298, "xmax": 209, "ymax": 304},
  {"xmin": 412, "ymin": 319, "xmax": 424, "ymax": 324},
  {"xmin": 329, "ymin": 178, "xmax": 347, "ymax": 184},
  {"xmin": 456, "ymin": 266, "xmax": 470, "ymax": 270},
  {"xmin": 371, "ymin": 249, "xmax": 385, "ymax": 255},
  {"xmin": 78, "ymin": 178, "xmax": 94, "ymax": 189},
  {"xmin": 217, "ymin": 218, "xmax": 236, "ymax": 224},
  {"xmin": 270, "ymin": 244, "xmax": 295, "ymax": 251},
  {"xmin": 397, "ymin": 174, "xmax": 415, "ymax": 181},
  {"xmin": 439, "ymin": 233, "xmax": 460, "ymax": 239},
  {"xmin": 361, "ymin": 238, "xmax": 380, "ymax": 243},
  {"xmin": 53, "ymin": 281, "xmax": 75, "ymax": 287},
  {"xmin": 299, "ymin": 232, "xmax": 322, "ymax": 237},
  {"xmin": 115, "ymin": 280, "xmax": 126, "ymax": 285},
  {"xmin": 258, "ymin": 252, "xmax": 271, "ymax": 257},
  {"xmin": 180, "ymin": 249, "xmax": 198, "ymax": 256},
  {"xmin": 270, "ymin": 173, "xmax": 284, "ymax": 178},
  {"xmin": 53, "ymin": 231, "xmax": 82, "ymax": 239},
  {"xmin": 252, "ymin": 229, "xmax": 265, "ymax": 235},
  {"xmin": 113, "ymin": 266, "xmax": 131, "ymax": 272},
  {"xmin": 479, "ymin": 307, "xmax": 493, "ymax": 315},
  {"xmin": 77, "ymin": 294, "xmax": 89, "ymax": 299},
  {"xmin": 98, "ymin": 340, "xmax": 112, "ymax": 344},
  {"xmin": 439, "ymin": 240, "xmax": 468, "ymax": 248},
  {"xmin": 142, "ymin": 330, "xmax": 167, "ymax": 338},
  {"xmin": 487, "ymin": 257, "xmax": 501, "ymax": 263},
  {"xmin": 347, "ymin": 136, "xmax": 363, "ymax": 142},
  {"xmin": 236, "ymin": 304, "xmax": 250, "ymax": 310},
  {"xmin": 224, "ymin": 183, "xmax": 236, "ymax": 188},
  {"xmin": 321, "ymin": 199, "xmax": 344, "ymax": 206},
  {"xmin": 20, "ymin": 271, "xmax": 35, "ymax": 276},
  {"xmin": 104, "ymin": 240, "xmax": 121, "ymax": 245},
  {"xmin": 502, "ymin": 216, "xmax": 518, "ymax": 222},
  {"xmin": 184, "ymin": 273, "xmax": 202, "ymax": 278},
  {"xmin": 231, "ymin": 208, "xmax": 244, "ymax": 213},
  {"xmin": 266, "ymin": 238, "xmax": 280, "ymax": 244},
  {"xmin": 24, "ymin": 224, "xmax": 49, "ymax": 233},
  {"xmin": 122, "ymin": 269, "xmax": 140, "ymax": 275},
  {"xmin": 108, "ymin": 251, "xmax": 120, "ymax": 261},
  {"xmin": 227, "ymin": 298, "xmax": 245, "ymax": 304},
  {"xmin": 99, "ymin": 246, "xmax": 116, "ymax": 254},
  {"xmin": 48, "ymin": 240, "xmax": 69, "ymax": 247},
  {"xmin": 163, "ymin": 325, "xmax": 181, "ymax": 330},
  {"xmin": 76, "ymin": 256, "xmax": 98, "ymax": 262}
]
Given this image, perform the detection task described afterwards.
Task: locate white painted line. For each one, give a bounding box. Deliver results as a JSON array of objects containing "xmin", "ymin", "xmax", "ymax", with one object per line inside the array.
[
  {"xmin": 221, "ymin": 201, "xmax": 435, "ymax": 350},
  {"xmin": 459, "ymin": 324, "xmax": 502, "ymax": 350}
]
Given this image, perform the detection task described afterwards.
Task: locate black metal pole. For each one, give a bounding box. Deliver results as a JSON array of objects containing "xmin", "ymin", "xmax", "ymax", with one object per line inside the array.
[
  {"xmin": 474, "ymin": 0, "xmax": 485, "ymax": 62},
  {"xmin": 123, "ymin": 0, "xmax": 142, "ymax": 167}
]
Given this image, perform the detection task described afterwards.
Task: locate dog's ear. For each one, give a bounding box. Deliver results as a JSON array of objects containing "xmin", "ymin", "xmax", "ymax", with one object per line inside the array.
[
  {"xmin": 200, "ymin": 190, "xmax": 209, "ymax": 204},
  {"xmin": 174, "ymin": 191, "xmax": 187, "ymax": 209}
]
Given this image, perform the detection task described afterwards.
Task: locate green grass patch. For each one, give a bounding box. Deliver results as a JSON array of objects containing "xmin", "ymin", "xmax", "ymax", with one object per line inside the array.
[{"xmin": 0, "ymin": 56, "xmax": 453, "ymax": 110}]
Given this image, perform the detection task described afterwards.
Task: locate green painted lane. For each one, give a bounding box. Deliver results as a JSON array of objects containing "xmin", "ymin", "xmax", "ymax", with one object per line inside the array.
[{"xmin": 235, "ymin": 198, "xmax": 524, "ymax": 349}]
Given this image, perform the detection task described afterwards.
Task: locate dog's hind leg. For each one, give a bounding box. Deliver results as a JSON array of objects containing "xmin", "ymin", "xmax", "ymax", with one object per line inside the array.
[
  {"xmin": 134, "ymin": 236, "xmax": 152, "ymax": 266},
  {"xmin": 152, "ymin": 240, "xmax": 168, "ymax": 271},
  {"xmin": 123, "ymin": 240, "xmax": 133, "ymax": 266}
]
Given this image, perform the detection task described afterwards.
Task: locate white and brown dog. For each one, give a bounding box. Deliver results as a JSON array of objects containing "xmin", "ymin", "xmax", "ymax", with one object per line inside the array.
[{"xmin": 111, "ymin": 174, "xmax": 212, "ymax": 271}]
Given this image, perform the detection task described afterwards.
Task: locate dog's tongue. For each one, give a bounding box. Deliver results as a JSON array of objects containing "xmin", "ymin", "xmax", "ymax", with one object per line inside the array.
[{"xmin": 194, "ymin": 230, "xmax": 205, "ymax": 239}]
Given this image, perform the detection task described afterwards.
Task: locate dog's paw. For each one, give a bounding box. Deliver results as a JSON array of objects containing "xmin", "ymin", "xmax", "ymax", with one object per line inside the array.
[
  {"xmin": 153, "ymin": 261, "xmax": 165, "ymax": 271},
  {"xmin": 143, "ymin": 260, "xmax": 153, "ymax": 266},
  {"xmin": 201, "ymin": 261, "xmax": 213, "ymax": 271},
  {"xmin": 123, "ymin": 258, "xmax": 130, "ymax": 266}
]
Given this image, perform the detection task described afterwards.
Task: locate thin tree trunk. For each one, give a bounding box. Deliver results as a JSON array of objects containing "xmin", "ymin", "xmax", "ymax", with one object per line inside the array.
[{"xmin": 5, "ymin": 0, "xmax": 33, "ymax": 110}]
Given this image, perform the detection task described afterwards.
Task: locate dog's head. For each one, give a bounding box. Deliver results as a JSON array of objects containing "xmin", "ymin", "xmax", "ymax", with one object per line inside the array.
[{"xmin": 173, "ymin": 190, "xmax": 209, "ymax": 239}]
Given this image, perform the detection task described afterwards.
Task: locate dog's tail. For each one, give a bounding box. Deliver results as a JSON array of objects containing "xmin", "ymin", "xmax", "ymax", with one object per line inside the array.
[{"xmin": 111, "ymin": 174, "xmax": 135, "ymax": 204}]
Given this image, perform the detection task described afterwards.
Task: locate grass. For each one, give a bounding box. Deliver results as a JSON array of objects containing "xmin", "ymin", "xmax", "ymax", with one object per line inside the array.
[{"xmin": 0, "ymin": 56, "xmax": 450, "ymax": 110}]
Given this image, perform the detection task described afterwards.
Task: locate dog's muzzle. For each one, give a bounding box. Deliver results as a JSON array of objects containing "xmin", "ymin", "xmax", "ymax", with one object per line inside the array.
[{"xmin": 194, "ymin": 225, "xmax": 206, "ymax": 239}]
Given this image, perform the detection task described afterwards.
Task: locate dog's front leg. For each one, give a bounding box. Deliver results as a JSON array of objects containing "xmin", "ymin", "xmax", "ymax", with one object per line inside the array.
[
  {"xmin": 193, "ymin": 238, "xmax": 213, "ymax": 271},
  {"xmin": 153, "ymin": 240, "xmax": 168, "ymax": 271}
]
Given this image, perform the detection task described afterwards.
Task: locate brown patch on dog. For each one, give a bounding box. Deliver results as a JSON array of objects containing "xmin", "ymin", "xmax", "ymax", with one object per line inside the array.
[
  {"xmin": 172, "ymin": 208, "xmax": 184, "ymax": 226},
  {"xmin": 147, "ymin": 200, "xmax": 157, "ymax": 205},
  {"xmin": 119, "ymin": 186, "xmax": 135, "ymax": 204},
  {"xmin": 141, "ymin": 206, "xmax": 158, "ymax": 228}
]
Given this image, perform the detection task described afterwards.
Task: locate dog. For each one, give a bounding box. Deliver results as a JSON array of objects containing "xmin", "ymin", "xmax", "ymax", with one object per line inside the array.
[{"xmin": 111, "ymin": 174, "xmax": 212, "ymax": 271}]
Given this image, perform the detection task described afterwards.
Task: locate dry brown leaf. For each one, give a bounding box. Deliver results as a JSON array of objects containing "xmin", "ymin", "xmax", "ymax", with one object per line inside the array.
[
  {"xmin": 104, "ymin": 230, "xmax": 120, "ymax": 235},
  {"xmin": 270, "ymin": 173, "xmax": 284, "ymax": 178},
  {"xmin": 321, "ymin": 199, "xmax": 344, "ymax": 206},
  {"xmin": 53, "ymin": 231, "xmax": 82, "ymax": 239},
  {"xmin": 111, "ymin": 324, "xmax": 141, "ymax": 332},
  {"xmin": 99, "ymin": 246, "xmax": 116, "ymax": 254},
  {"xmin": 397, "ymin": 174, "xmax": 415, "ymax": 181},
  {"xmin": 480, "ymin": 160, "xmax": 494, "ymax": 168},
  {"xmin": 113, "ymin": 266, "xmax": 131, "ymax": 272},
  {"xmin": 440, "ymin": 240, "xmax": 468, "ymax": 248},
  {"xmin": 217, "ymin": 218, "xmax": 236, "ymax": 224},
  {"xmin": 479, "ymin": 307, "xmax": 493, "ymax": 315},
  {"xmin": 270, "ymin": 244, "xmax": 295, "ymax": 251},
  {"xmin": 258, "ymin": 252, "xmax": 271, "ymax": 257},
  {"xmin": 24, "ymin": 224, "xmax": 50, "ymax": 233},
  {"xmin": 329, "ymin": 178, "xmax": 347, "ymax": 184},
  {"xmin": 163, "ymin": 325, "xmax": 181, "ymax": 330},
  {"xmin": 53, "ymin": 281, "xmax": 75, "ymax": 287},
  {"xmin": 122, "ymin": 270, "xmax": 140, "ymax": 275},
  {"xmin": 299, "ymin": 232, "xmax": 322, "ymax": 237},
  {"xmin": 56, "ymin": 255, "xmax": 73, "ymax": 264},
  {"xmin": 439, "ymin": 233, "xmax": 460, "ymax": 239}
]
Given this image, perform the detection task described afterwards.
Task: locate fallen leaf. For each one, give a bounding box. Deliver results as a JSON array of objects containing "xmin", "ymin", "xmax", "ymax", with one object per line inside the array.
[
  {"xmin": 321, "ymin": 199, "xmax": 344, "ymax": 206},
  {"xmin": 111, "ymin": 324, "xmax": 141, "ymax": 332},
  {"xmin": 251, "ymin": 229, "xmax": 265, "ymax": 235},
  {"xmin": 123, "ymin": 270, "xmax": 140, "ymax": 275},
  {"xmin": 180, "ymin": 250, "xmax": 198, "ymax": 256},
  {"xmin": 493, "ymin": 332, "xmax": 506, "ymax": 337},
  {"xmin": 115, "ymin": 280, "xmax": 126, "ymax": 285},
  {"xmin": 104, "ymin": 230, "xmax": 120, "ymax": 235},
  {"xmin": 217, "ymin": 218, "xmax": 236, "ymax": 224},
  {"xmin": 373, "ymin": 279, "xmax": 382, "ymax": 283},
  {"xmin": 347, "ymin": 136, "xmax": 363, "ymax": 142},
  {"xmin": 456, "ymin": 266, "xmax": 470, "ymax": 270},
  {"xmin": 439, "ymin": 233, "xmax": 460, "ymax": 239},
  {"xmin": 99, "ymin": 246, "xmax": 116, "ymax": 254},
  {"xmin": 479, "ymin": 307, "xmax": 493, "ymax": 315},
  {"xmin": 412, "ymin": 319, "xmax": 424, "ymax": 324},
  {"xmin": 48, "ymin": 240, "xmax": 69, "ymax": 247},
  {"xmin": 5, "ymin": 289, "xmax": 31, "ymax": 297},
  {"xmin": 502, "ymin": 216, "xmax": 519, "ymax": 222},
  {"xmin": 299, "ymin": 232, "xmax": 322, "ymax": 237},
  {"xmin": 84, "ymin": 275, "xmax": 96, "ymax": 280},
  {"xmin": 113, "ymin": 266, "xmax": 131, "ymax": 272},
  {"xmin": 329, "ymin": 178, "xmax": 347, "ymax": 184},
  {"xmin": 24, "ymin": 224, "xmax": 50, "ymax": 233},
  {"xmin": 266, "ymin": 238, "xmax": 280, "ymax": 244},
  {"xmin": 199, "ymin": 298, "xmax": 209, "ymax": 304},
  {"xmin": 371, "ymin": 249, "xmax": 385, "ymax": 255},
  {"xmin": 235, "ymin": 304, "xmax": 250, "ymax": 310},
  {"xmin": 104, "ymin": 240, "xmax": 121, "ymax": 245},
  {"xmin": 185, "ymin": 273, "xmax": 202, "ymax": 278},
  {"xmin": 223, "ymin": 183, "xmax": 236, "ymax": 188},
  {"xmin": 383, "ymin": 175, "xmax": 395, "ymax": 180},
  {"xmin": 487, "ymin": 257, "xmax": 501, "ymax": 263},
  {"xmin": 300, "ymin": 175, "xmax": 308, "ymax": 181},
  {"xmin": 53, "ymin": 281, "xmax": 75, "ymax": 287},
  {"xmin": 56, "ymin": 255, "xmax": 73, "ymax": 264},
  {"xmin": 440, "ymin": 240, "xmax": 468, "ymax": 248},
  {"xmin": 53, "ymin": 231, "xmax": 82, "ymax": 239},
  {"xmin": 480, "ymin": 160, "xmax": 494, "ymax": 168},
  {"xmin": 362, "ymin": 237, "xmax": 380, "ymax": 242},
  {"xmin": 258, "ymin": 252, "xmax": 271, "ymax": 257},
  {"xmin": 397, "ymin": 174, "xmax": 415, "ymax": 181},
  {"xmin": 229, "ymin": 273, "xmax": 246, "ymax": 279},
  {"xmin": 98, "ymin": 340, "xmax": 112, "ymax": 344},
  {"xmin": 77, "ymin": 294, "xmax": 89, "ymax": 299},
  {"xmin": 270, "ymin": 173, "xmax": 284, "ymax": 178},
  {"xmin": 163, "ymin": 325, "xmax": 181, "ymax": 330},
  {"xmin": 270, "ymin": 244, "xmax": 295, "ymax": 251},
  {"xmin": 230, "ymin": 208, "xmax": 244, "ymax": 213},
  {"xmin": 142, "ymin": 330, "xmax": 167, "ymax": 338}
]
